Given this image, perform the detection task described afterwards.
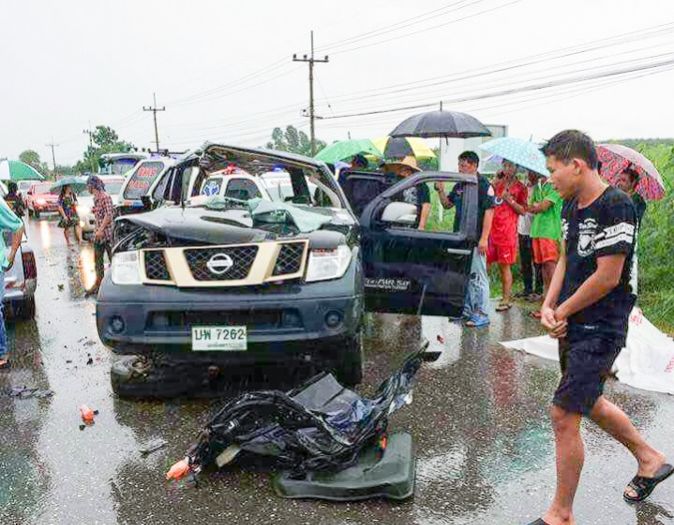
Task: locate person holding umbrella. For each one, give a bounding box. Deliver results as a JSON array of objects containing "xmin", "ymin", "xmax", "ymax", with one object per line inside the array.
[
  {"xmin": 616, "ymin": 166, "xmax": 647, "ymax": 227},
  {"xmin": 57, "ymin": 184, "xmax": 82, "ymax": 246},
  {"xmin": 85, "ymin": 175, "xmax": 115, "ymax": 296},
  {"xmin": 530, "ymin": 130, "xmax": 671, "ymax": 525}
]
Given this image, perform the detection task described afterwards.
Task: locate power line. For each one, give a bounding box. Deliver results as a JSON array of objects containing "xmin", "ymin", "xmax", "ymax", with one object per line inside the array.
[{"xmin": 319, "ymin": 56, "xmax": 674, "ymax": 120}]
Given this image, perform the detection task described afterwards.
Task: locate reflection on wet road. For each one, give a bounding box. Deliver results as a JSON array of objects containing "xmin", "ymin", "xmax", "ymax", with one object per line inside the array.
[{"xmin": 1, "ymin": 217, "xmax": 672, "ymax": 524}]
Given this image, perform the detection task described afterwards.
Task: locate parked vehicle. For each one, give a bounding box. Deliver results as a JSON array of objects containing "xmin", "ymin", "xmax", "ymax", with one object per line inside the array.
[
  {"xmin": 96, "ymin": 144, "xmax": 478, "ymax": 397},
  {"xmin": 116, "ymin": 156, "xmax": 178, "ymax": 215},
  {"xmin": 98, "ymin": 153, "xmax": 148, "ymax": 177},
  {"xmin": 25, "ymin": 182, "xmax": 59, "ymax": 218},
  {"xmin": 76, "ymin": 176, "xmax": 125, "ymax": 235},
  {"xmin": 1, "ymin": 183, "xmax": 37, "ymax": 320}
]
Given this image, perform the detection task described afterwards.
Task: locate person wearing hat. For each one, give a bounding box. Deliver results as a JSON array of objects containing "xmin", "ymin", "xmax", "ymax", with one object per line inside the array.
[
  {"xmin": 382, "ymin": 155, "xmax": 430, "ymax": 230},
  {"xmin": 85, "ymin": 175, "xmax": 115, "ymax": 296}
]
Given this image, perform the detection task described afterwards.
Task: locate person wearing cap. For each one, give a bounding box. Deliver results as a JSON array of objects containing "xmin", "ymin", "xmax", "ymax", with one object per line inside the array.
[
  {"xmin": 0, "ymin": 198, "xmax": 24, "ymax": 369},
  {"xmin": 85, "ymin": 175, "xmax": 114, "ymax": 296},
  {"xmin": 382, "ymin": 155, "xmax": 430, "ymax": 230}
]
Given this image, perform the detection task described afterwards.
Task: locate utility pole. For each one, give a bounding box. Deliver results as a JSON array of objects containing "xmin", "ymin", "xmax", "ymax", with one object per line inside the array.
[
  {"xmin": 143, "ymin": 93, "xmax": 165, "ymax": 151},
  {"xmin": 45, "ymin": 140, "xmax": 59, "ymax": 175},
  {"xmin": 293, "ymin": 31, "xmax": 329, "ymax": 156},
  {"xmin": 83, "ymin": 125, "xmax": 96, "ymax": 172}
]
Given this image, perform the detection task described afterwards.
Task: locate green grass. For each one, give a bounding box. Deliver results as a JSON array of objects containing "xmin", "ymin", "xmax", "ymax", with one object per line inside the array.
[{"xmin": 630, "ymin": 144, "xmax": 674, "ymax": 334}]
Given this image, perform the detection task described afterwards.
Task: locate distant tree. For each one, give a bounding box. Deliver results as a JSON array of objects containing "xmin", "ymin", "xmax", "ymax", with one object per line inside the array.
[
  {"xmin": 18, "ymin": 149, "xmax": 49, "ymax": 175},
  {"xmin": 75, "ymin": 125, "xmax": 135, "ymax": 173},
  {"xmin": 265, "ymin": 125, "xmax": 326, "ymax": 156}
]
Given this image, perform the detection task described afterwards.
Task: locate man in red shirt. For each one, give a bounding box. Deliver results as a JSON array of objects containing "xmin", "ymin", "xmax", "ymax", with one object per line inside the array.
[{"xmin": 488, "ymin": 160, "xmax": 528, "ymax": 311}]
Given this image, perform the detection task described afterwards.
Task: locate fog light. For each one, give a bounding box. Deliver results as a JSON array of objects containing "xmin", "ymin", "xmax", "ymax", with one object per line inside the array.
[
  {"xmin": 110, "ymin": 316, "xmax": 125, "ymax": 334},
  {"xmin": 325, "ymin": 310, "xmax": 343, "ymax": 329}
]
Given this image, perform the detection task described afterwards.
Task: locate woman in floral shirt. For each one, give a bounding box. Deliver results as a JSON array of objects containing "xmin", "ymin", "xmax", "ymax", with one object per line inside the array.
[{"xmin": 57, "ymin": 184, "xmax": 82, "ymax": 246}]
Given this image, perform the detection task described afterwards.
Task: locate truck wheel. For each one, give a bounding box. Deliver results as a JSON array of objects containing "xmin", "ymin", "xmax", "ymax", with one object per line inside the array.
[
  {"xmin": 334, "ymin": 332, "xmax": 364, "ymax": 387},
  {"xmin": 17, "ymin": 296, "xmax": 36, "ymax": 320}
]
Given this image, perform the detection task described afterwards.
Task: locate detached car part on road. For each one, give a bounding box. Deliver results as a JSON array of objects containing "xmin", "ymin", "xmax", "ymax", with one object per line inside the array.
[
  {"xmin": 96, "ymin": 144, "xmax": 479, "ymax": 397},
  {"xmin": 169, "ymin": 349, "xmax": 424, "ymax": 501}
]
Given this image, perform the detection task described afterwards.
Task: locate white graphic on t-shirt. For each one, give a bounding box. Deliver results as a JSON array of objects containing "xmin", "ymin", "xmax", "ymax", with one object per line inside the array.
[
  {"xmin": 577, "ymin": 218, "xmax": 598, "ymax": 257},
  {"xmin": 594, "ymin": 222, "xmax": 635, "ymax": 250},
  {"xmin": 402, "ymin": 187, "xmax": 418, "ymax": 205}
]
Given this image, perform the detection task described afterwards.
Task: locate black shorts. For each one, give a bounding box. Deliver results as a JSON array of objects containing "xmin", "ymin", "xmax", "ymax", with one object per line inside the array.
[{"xmin": 553, "ymin": 337, "xmax": 622, "ymax": 415}]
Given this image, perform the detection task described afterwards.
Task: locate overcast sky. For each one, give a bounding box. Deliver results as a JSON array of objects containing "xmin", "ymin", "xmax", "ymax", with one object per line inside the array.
[{"xmin": 2, "ymin": 0, "xmax": 674, "ymax": 167}]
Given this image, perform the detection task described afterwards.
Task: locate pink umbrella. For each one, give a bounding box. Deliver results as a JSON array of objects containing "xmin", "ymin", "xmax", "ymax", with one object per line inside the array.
[{"xmin": 597, "ymin": 144, "xmax": 666, "ymax": 200}]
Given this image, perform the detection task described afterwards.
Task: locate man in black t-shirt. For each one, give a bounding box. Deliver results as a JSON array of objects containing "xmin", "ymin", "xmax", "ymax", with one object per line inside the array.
[{"xmin": 527, "ymin": 131, "xmax": 671, "ymax": 525}]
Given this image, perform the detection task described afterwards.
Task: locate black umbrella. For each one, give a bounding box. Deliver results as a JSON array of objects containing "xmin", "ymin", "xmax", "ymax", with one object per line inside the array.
[
  {"xmin": 383, "ymin": 137, "xmax": 414, "ymax": 158},
  {"xmin": 390, "ymin": 110, "xmax": 491, "ymax": 139}
]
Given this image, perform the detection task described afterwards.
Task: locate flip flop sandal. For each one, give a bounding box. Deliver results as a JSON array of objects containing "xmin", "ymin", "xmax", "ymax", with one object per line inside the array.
[
  {"xmin": 0, "ymin": 360, "xmax": 11, "ymax": 370},
  {"xmin": 496, "ymin": 303, "xmax": 512, "ymax": 312},
  {"xmin": 624, "ymin": 463, "xmax": 674, "ymax": 503},
  {"xmin": 530, "ymin": 311, "xmax": 543, "ymax": 319},
  {"xmin": 527, "ymin": 520, "xmax": 550, "ymax": 525}
]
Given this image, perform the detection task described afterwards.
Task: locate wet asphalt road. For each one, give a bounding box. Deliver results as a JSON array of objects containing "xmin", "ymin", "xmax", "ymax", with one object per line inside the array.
[{"xmin": 1, "ymin": 217, "xmax": 673, "ymax": 525}]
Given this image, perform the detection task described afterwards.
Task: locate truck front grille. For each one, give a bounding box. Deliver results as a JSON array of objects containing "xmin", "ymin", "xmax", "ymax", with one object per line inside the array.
[
  {"xmin": 144, "ymin": 251, "xmax": 170, "ymax": 281},
  {"xmin": 272, "ymin": 242, "xmax": 305, "ymax": 276},
  {"xmin": 184, "ymin": 246, "xmax": 258, "ymax": 281}
]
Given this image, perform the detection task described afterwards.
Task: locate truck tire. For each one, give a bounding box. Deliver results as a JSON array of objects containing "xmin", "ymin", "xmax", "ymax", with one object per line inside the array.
[
  {"xmin": 333, "ymin": 332, "xmax": 364, "ymax": 387},
  {"xmin": 17, "ymin": 296, "xmax": 36, "ymax": 320}
]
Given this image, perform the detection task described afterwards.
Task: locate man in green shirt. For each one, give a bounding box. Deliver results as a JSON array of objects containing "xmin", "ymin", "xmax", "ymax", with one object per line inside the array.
[
  {"xmin": 529, "ymin": 171, "xmax": 563, "ymax": 313},
  {"xmin": 0, "ymin": 196, "xmax": 25, "ymax": 369}
]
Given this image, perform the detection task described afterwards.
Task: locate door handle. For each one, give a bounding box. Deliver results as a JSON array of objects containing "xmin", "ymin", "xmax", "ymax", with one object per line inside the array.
[{"xmin": 446, "ymin": 248, "xmax": 472, "ymax": 255}]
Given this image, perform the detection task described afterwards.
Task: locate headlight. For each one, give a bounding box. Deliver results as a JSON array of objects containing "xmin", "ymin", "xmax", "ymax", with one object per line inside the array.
[
  {"xmin": 111, "ymin": 251, "xmax": 141, "ymax": 285},
  {"xmin": 77, "ymin": 205, "xmax": 91, "ymax": 216},
  {"xmin": 305, "ymin": 245, "xmax": 351, "ymax": 282}
]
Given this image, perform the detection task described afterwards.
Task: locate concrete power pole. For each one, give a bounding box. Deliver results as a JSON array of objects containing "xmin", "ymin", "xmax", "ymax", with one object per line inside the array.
[
  {"xmin": 83, "ymin": 125, "xmax": 96, "ymax": 172},
  {"xmin": 45, "ymin": 140, "xmax": 59, "ymax": 175},
  {"xmin": 143, "ymin": 93, "xmax": 166, "ymax": 151},
  {"xmin": 293, "ymin": 31, "xmax": 328, "ymax": 156}
]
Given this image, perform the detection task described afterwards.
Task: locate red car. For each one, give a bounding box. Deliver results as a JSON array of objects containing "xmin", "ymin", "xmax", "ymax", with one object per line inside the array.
[{"xmin": 26, "ymin": 182, "xmax": 59, "ymax": 218}]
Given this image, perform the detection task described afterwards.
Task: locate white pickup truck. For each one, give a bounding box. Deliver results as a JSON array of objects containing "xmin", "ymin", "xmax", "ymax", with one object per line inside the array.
[{"xmin": 1, "ymin": 182, "xmax": 37, "ymax": 320}]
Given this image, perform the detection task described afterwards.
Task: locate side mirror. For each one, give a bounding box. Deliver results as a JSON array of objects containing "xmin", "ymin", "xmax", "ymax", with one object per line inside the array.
[{"xmin": 380, "ymin": 202, "xmax": 418, "ymax": 226}]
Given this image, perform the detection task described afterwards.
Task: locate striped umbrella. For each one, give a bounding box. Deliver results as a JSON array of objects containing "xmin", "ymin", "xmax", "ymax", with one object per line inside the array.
[
  {"xmin": 372, "ymin": 136, "xmax": 436, "ymax": 160},
  {"xmin": 597, "ymin": 144, "xmax": 666, "ymax": 200},
  {"xmin": 0, "ymin": 159, "xmax": 45, "ymax": 181}
]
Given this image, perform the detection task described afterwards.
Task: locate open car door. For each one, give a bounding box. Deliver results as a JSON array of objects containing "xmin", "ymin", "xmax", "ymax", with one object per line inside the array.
[{"xmin": 358, "ymin": 172, "xmax": 478, "ymax": 317}]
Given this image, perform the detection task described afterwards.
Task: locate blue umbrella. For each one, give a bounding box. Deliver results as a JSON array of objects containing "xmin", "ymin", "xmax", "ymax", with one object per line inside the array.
[
  {"xmin": 479, "ymin": 137, "xmax": 549, "ymax": 176},
  {"xmin": 50, "ymin": 176, "xmax": 88, "ymax": 193}
]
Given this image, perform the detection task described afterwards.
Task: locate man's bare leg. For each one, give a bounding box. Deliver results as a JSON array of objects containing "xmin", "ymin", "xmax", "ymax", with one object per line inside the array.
[
  {"xmin": 543, "ymin": 405, "xmax": 582, "ymax": 525},
  {"xmin": 590, "ymin": 396, "xmax": 666, "ymax": 498}
]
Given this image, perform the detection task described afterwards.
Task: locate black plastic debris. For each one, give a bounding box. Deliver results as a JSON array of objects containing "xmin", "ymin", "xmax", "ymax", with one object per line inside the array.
[
  {"xmin": 86, "ymin": 354, "xmax": 94, "ymax": 365},
  {"xmin": 272, "ymin": 432, "xmax": 415, "ymax": 501},
  {"xmin": 179, "ymin": 349, "xmax": 424, "ymax": 480}
]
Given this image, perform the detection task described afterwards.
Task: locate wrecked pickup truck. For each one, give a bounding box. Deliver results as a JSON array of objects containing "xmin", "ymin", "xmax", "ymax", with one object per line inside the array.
[{"xmin": 96, "ymin": 144, "xmax": 479, "ymax": 397}]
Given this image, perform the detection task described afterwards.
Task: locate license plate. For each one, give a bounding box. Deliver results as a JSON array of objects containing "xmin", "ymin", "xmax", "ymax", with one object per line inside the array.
[{"xmin": 191, "ymin": 326, "xmax": 247, "ymax": 351}]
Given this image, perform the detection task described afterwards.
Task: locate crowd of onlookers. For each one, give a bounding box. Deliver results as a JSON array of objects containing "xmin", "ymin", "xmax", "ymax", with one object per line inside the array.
[{"xmin": 340, "ymin": 145, "xmax": 647, "ymax": 329}]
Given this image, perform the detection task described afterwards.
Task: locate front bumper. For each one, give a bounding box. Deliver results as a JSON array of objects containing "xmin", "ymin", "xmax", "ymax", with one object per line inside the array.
[
  {"xmin": 96, "ymin": 269, "xmax": 363, "ymax": 361},
  {"xmin": 33, "ymin": 202, "xmax": 59, "ymax": 213}
]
